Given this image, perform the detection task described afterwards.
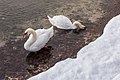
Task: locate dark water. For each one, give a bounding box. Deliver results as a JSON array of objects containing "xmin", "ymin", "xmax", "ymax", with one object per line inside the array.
[{"xmin": 0, "ymin": 0, "xmax": 120, "ymax": 79}]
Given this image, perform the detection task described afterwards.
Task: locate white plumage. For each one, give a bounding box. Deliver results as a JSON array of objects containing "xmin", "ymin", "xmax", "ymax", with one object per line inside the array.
[
  {"xmin": 47, "ymin": 15, "xmax": 85, "ymax": 30},
  {"xmin": 23, "ymin": 26, "xmax": 54, "ymax": 52}
]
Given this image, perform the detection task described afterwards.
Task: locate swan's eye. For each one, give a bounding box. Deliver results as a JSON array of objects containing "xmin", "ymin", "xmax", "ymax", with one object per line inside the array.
[
  {"xmin": 23, "ymin": 32, "xmax": 28, "ymax": 38},
  {"xmin": 24, "ymin": 32, "xmax": 27, "ymax": 35}
]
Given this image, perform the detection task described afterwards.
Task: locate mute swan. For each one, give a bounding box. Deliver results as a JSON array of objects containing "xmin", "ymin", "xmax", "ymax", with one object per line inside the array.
[
  {"xmin": 47, "ymin": 15, "xmax": 86, "ymax": 31},
  {"xmin": 23, "ymin": 26, "xmax": 54, "ymax": 52}
]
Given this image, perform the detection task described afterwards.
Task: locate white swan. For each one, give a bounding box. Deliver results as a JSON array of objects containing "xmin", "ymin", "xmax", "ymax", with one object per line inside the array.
[
  {"xmin": 47, "ymin": 15, "xmax": 86, "ymax": 30},
  {"xmin": 23, "ymin": 26, "xmax": 54, "ymax": 52}
]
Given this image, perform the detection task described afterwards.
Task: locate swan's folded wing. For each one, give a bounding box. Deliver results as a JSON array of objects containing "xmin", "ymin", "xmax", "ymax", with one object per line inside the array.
[
  {"xmin": 52, "ymin": 15, "xmax": 73, "ymax": 29},
  {"xmin": 31, "ymin": 33, "xmax": 50, "ymax": 51},
  {"xmin": 35, "ymin": 29, "xmax": 47, "ymax": 35}
]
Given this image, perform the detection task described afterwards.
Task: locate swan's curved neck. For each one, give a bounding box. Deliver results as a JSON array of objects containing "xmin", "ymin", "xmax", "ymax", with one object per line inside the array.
[
  {"xmin": 73, "ymin": 21, "xmax": 85, "ymax": 29},
  {"xmin": 24, "ymin": 30, "xmax": 37, "ymax": 51},
  {"xmin": 31, "ymin": 30, "xmax": 37, "ymax": 41}
]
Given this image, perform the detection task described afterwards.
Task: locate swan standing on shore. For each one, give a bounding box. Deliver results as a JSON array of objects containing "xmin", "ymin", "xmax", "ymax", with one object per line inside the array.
[
  {"xmin": 23, "ymin": 26, "xmax": 54, "ymax": 52},
  {"xmin": 47, "ymin": 15, "xmax": 86, "ymax": 31}
]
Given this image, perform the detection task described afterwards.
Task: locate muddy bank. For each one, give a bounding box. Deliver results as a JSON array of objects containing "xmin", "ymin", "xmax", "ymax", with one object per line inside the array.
[{"xmin": 0, "ymin": 0, "xmax": 120, "ymax": 79}]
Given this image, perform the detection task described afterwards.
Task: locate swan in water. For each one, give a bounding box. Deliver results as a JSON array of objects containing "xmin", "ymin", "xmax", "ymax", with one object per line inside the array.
[
  {"xmin": 47, "ymin": 15, "xmax": 86, "ymax": 31},
  {"xmin": 23, "ymin": 26, "xmax": 54, "ymax": 52}
]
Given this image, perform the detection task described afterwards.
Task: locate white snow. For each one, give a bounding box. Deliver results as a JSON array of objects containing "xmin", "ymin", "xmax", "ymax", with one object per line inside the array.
[{"xmin": 28, "ymin": 14, "xmax": 120, "ymax": 80}]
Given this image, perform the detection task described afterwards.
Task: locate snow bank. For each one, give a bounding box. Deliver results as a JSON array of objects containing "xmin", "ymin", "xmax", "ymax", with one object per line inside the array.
[{"xmin": 28, "ymin": 14, "xmax": 120, "ymax": 80}]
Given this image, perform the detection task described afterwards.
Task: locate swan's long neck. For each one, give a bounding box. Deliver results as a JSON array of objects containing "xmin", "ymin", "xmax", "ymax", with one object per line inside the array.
[
  {"xmin": 31, "ymin": 31, "xmax": 37, "ymax": 41},
  {"xmin": 73, "ymin": 21, "xmax": 85, "ymax": 29},
  {"xmin": 24, "ymin": 30, "xmax": 37, "ymax": 51}
]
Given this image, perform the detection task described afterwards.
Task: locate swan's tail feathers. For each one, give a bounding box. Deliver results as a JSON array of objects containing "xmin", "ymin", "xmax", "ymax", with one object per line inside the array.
[
  {"xmin": 48, "ymin": 26, "xmax": 53, "ymax": 30},
  {"xmin": 47, "ymin": 15, "xmax": 51, "ymax": 20},
  {"xmin": 47, "ymin": 15, "xmax": 55, "ymax": 26},
  {"xmin": 48, "ymin": 26, "xmax": 54, "ymax": 38}
]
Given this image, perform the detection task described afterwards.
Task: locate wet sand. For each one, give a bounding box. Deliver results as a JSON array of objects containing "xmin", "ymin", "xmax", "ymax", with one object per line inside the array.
[{"xmin": 0, "ymin": 0, "xmax": 120, "ymax": 79}]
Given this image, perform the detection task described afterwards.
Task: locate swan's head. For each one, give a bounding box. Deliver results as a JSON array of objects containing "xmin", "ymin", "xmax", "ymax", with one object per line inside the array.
[
  {"xmin": 73, "ymin": 21, "xmax": 86, "ymax": 29},
  {"xmin": 23, "ymin": 28, "xmax": 34, "ymax": 38}
]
